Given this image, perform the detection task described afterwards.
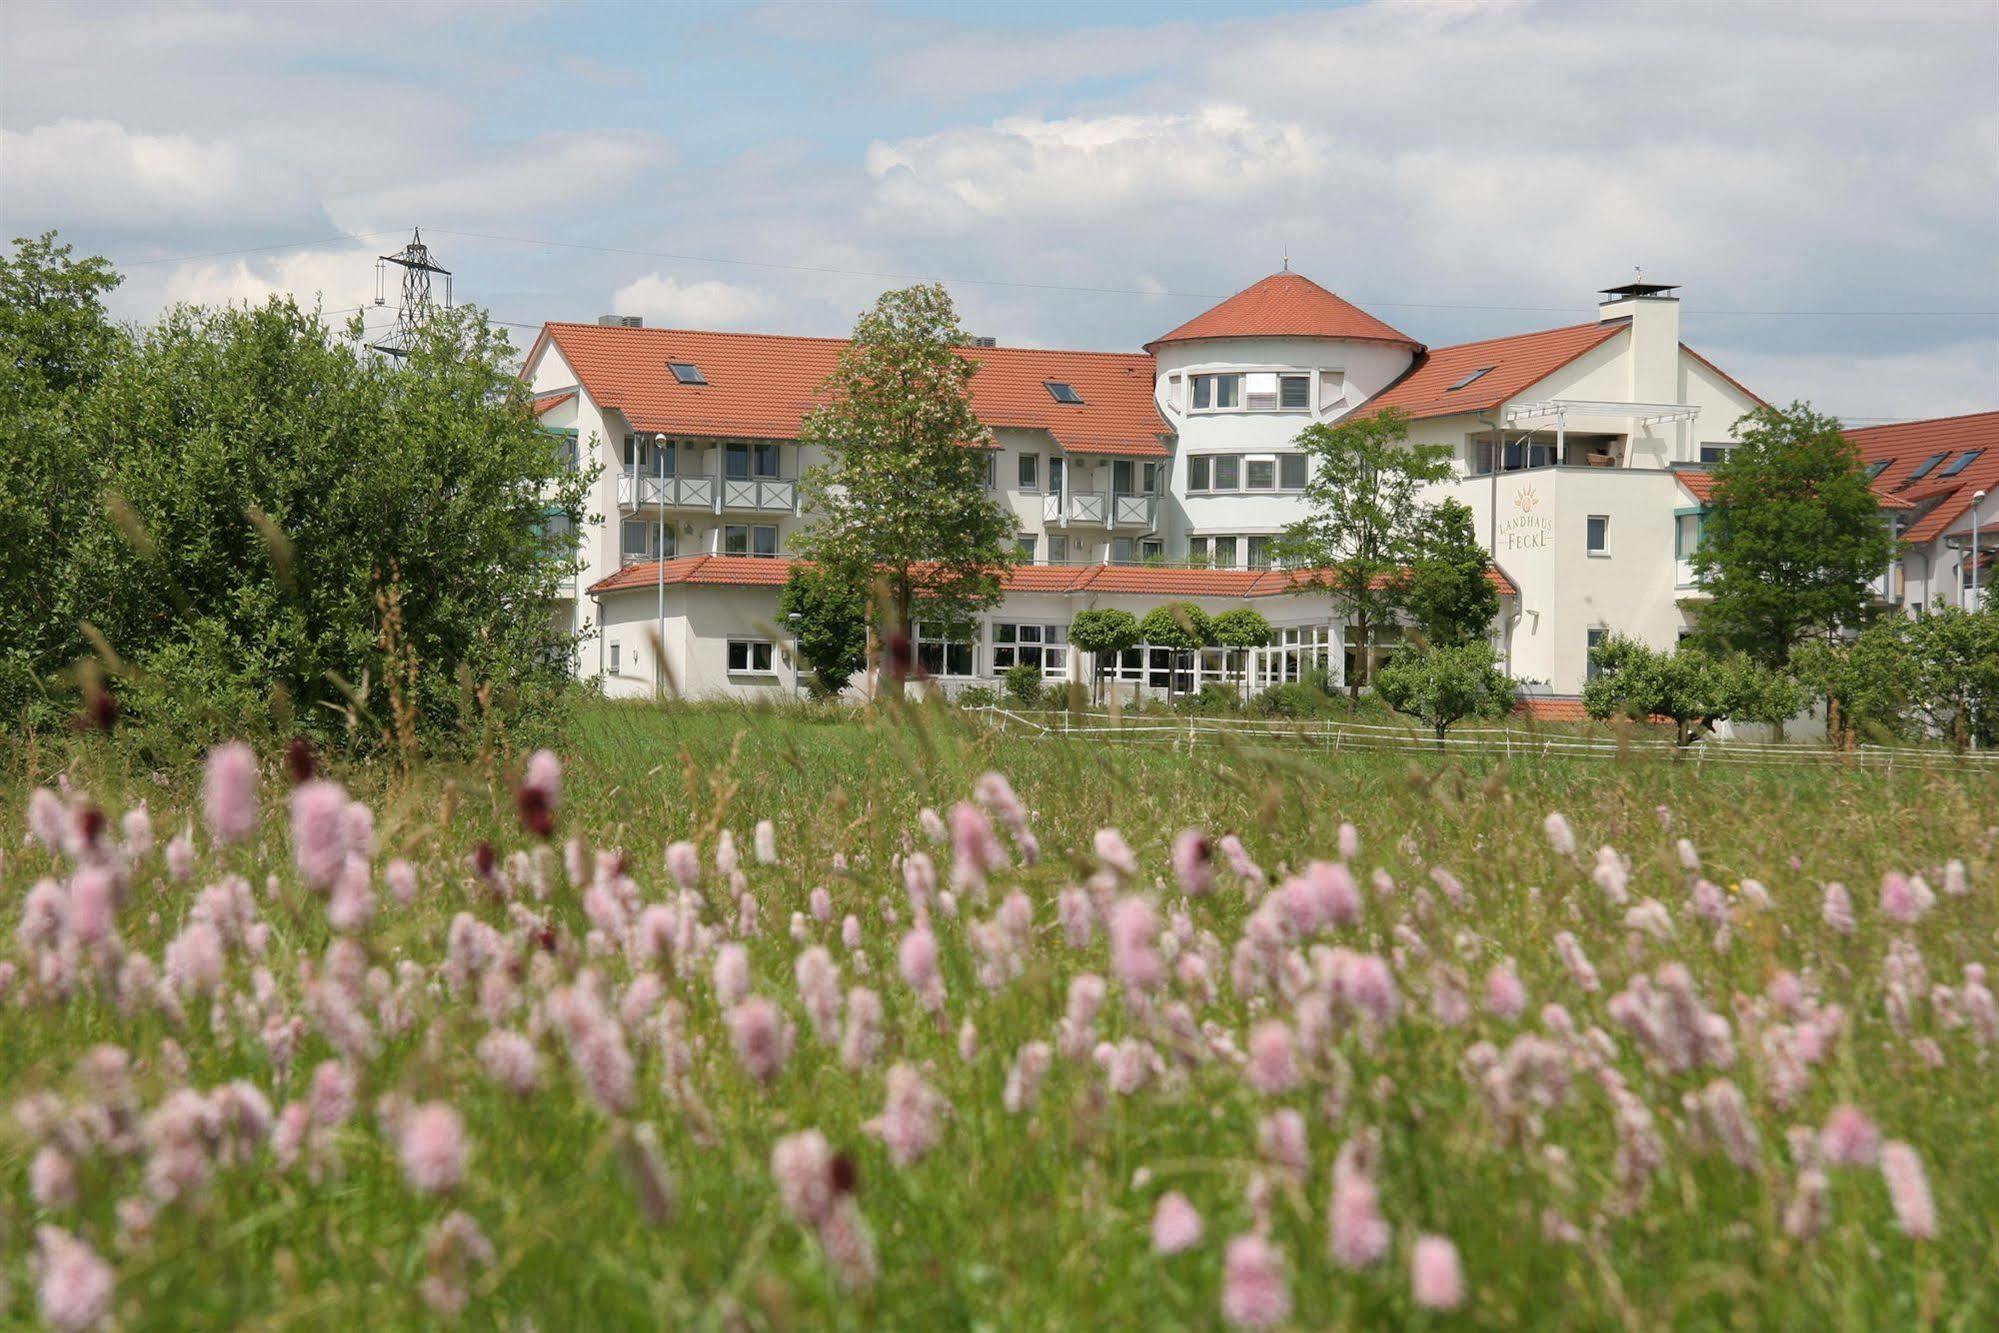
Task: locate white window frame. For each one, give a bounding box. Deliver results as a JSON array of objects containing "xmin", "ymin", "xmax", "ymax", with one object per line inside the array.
[
  {"xmin": 1018, "ymin": 452, "xmax": 1040, "ymax": 492},
  {"xmin": 727, "ymin": 639, "xmax": 777, "ymax": 676},
  {"xmin": 1245, "ymin": 456, "xmax": 1278, "ymax": 491},
  {"xmin": 990, "ymin": 622, "xmax": 1069, "ymax": 677},
  {"xmin": 609, "ymin": 642, "xmax": 621, "ymax": 675},
  {"xmin": 722, "ymin": 523, "xmax": 779, "ymax": 557},
  {"xmin": 914, "ymin": 621, "xmax": 977, "ymax": 678},
  {"xmin": 1585, "ymin": 514, "xmax": 1610, "ymax": 557}
]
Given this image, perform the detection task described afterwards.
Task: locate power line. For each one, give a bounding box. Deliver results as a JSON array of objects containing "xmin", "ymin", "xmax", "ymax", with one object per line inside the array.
[{"xmin": 116, "ymin": 230, "xmax": 409, "ymax": 267}]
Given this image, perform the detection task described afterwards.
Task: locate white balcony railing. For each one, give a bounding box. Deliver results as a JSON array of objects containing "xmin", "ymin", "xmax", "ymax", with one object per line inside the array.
[
  {"xmin": 618, "ymin": 473, "xmax": 793, "ymax": 514},
  {"xmin": 1676, "ymin": 557, "xmax": 1697, "ymax": 589},
  {"xmin": 720, "ymin": 478, "xmax": 797, "ymax": 514},
  {"xmin": 1042, "ymin": 491, "xmax": 1155, "ymax": 530}
]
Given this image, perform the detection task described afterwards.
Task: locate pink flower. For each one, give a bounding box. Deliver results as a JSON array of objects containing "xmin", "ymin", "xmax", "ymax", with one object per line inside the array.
[
  {"xmin": 163, "ymin": 920, "xmax": 225, "ymax": 998},
  {"xmin": 772, "ymin": 1129, "xmax": 837, "ymax": 1227},
  {"xmin": 727, "ymin": 997, "xmax": 792, "ymax": 1082},
  {"xmin": 754, "ymin": 819, "xmax": 779, "ymax": 864},
  {"xmin": 866, "ymin": 1062, "xmax": 947, "ymax": 1166},
  {"xmin": 31, "ymin": 1146, "xmax": 78, "ymax": 1210},
  {"xmin": 203, "ymin": 742, "xmax": 259, "ymax": 845},
  {"xmin": 713, "ymin": 943, "xmax": 751, "ymax": 1009},
  {"xmin": 1338, "ymin": 821, "xmax": 1360, "ymax": 861},
  {"xmin": 35, "ymin": 1226, "xmax": 115, "ymax": 1332},
  {"xmin": 165, "ymin": 833, "xmax": 195, "ymax": 881},
  {"xmin": 1410, "ymin": 1234, "xmax": 1465, "ymax": 1311},
  {"xmin": 1879, "ymin": 871, "xmax": 1927, "ymax": 924},
  {"xmin": 1171, "ymin": 828, "xmax": 1215, "ymax": 896},
  {"xmin": 308, "ymin": 1061, "xmax": 356, "ymax": 1128},
  {"xmin": 1328, "ymin": 1168, "xmax": 1391, "ymax": 1270},
  {"xmin": 898, "ymin": 925, "xmax": 945, "ymax": 1011},
  {"xmin": 1880, "ymin": 1140, "xmax": 1936, "ymax": 1239},
  {"xmin": 28, "ymin": 787, "xmax": 67, "ymax": 852},
  {"xmin": 665, "ymin": 840, "xmax": 699, "ymax": 890},
  {"xmin": 1220, "ymin": 1233, "xmax": 1290, "ymax": 1328},
  {"xmin": 1819, "ymin": 1104, "xmax": 1881, "ymax": 1167},
  {"xmin": 1543, "ymin": 812, "xmax": 1576, "ymax": 856},
  {"xmin": 65, "ymin": 867, "xmax": 116, "ymax": 946},
  {"xmin": 386, "ymin": 858, "xmax": 418, "ymax": 904},
  {"xmin": 399, "ymin": 1102, "xmax": 470, "ymax": 1194},
  {"xmin": 1484, "ymin": 964, "xmax": 1527, "ymax": 1021},
  {"xmin": 1245, "ymin": 1021, "xmax": 1299, "ymax": 1094},
  {"xmin": 1258, "ymin": 1109, "xmax": 1308, "ymax": 1176},
  {"xmin": 1093, "ymin": 827, "xmax": 1138, "ymax": 879},
  {"xmin": 1152, "ymin": 1191, "xmax": 1203, "ymax": 1254},
  {"xmin": 288, "ymin": 780, "xmax": 348, "ymax": 888},
  {"xmin": 1307, "ymin": 860, "xmax": 1361, "ymax": 928},
  {"xmin": 1108, "ymin": 896, "xmax": 1163, "ymax": 992},
  {"xmin": 478, "ymin": 1029, "xmax": 541, "ymax": 1095},
  {"xmin": 1822, "ymin": 883, "xmax": 1855, "ymax": 936}
]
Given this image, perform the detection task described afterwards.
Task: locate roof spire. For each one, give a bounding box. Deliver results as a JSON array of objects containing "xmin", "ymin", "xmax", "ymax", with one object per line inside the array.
[{"xmin": 1281, "ymin": 245, "xmax": 1290, "ymax": 273}]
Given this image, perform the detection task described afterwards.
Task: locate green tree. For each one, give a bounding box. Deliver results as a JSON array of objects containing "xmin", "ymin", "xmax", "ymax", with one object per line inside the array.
[
  {"xmin": 1373, "ymin": 640, "xmax": 1516, "ymax": 741},
  {"xmin": 1899, "ymin": 606, "xmax": 1999, "ymax": 752},
  {"xmin": 1138, "ymin": 603, "xmax": 1214, "ymax": 697},
  {"xmin": 1274, "ymin": 407, "xmax": 1452, "ymax": 704},
  {"xmin": 791, "ymin": 285, "xmax": 1019, "ymax": 699},
  {"xmin": 1792, "ymin": 628, "xmax": 1909, "ymax": 749},
  {"xmin": 1691, "ymin": 403, "xmax": 1896, "ymax": 667},
  {"xmin": 1068, "ymin": 607, "xmax": 1141, "ymax": 705},
  {"xmin": 1717, "ymin": 655, "xmax": 1810, "ymax": 738},
  {"xmin": 1404, "ymin": 497, "xmax": 1500, "ymax": 648},
  {"xmin": 777, "ymin": 564, "xmax": 868, "ymax": 699},
  {"xmin": 1582, "ymin": 634, "xmax": 1798, "ymax": 746},
  {"xmin": 1211, "ymin": 607, "xmax": 1273, "ymax": 697}
]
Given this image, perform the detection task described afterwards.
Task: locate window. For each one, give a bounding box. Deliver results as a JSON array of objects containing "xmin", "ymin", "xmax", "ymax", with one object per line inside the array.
[
  {"xmin": 1048, "ymin": 456, "xmax": 1065, "ymax": 497},
  {"xmin": 727, "ymin": 640, "xmax": 775, "ymax": 674},
  {"xmin": 1279, "ymin": 374, "xmax": 1310, "ymax": 410},
  {"xmin": 914, "ymin": 622, "xmax": 975, "ymax": 677},
  {"xmin": 621, "ymin": 519, "xmax": 675, "ymax": 565},
  {"xmin": 1191, "ymin": 373, "xmax": 1241, "ymax": 410},
  {"xmin": 1016, "ymin": 533, "xmax": 1037, "ymax": 560},
  {"xmin": 1244, "ymin": 372, "xmax": 1279, "ymax": 411},
  {"xmin": 1866, "ymin": 459, "xmax": 1890, "ymax": 479},
  {"xmin": 608, "ymin": 642, "xmax": 621, "ymax": 675},
  {"xmin": 1586, "ymin": 628, "xmax": 1607, "ymax": 682},
  {"xmin": 1044, "ymin": 381, "xmax": 1083, "ymax": 404},
  {"xmin": 1143, "ymin": 462, "xmax": 1160, "ymax": 492},
  {"xmin": 1140, "ymin": 539, "xmax": 1164, "ymax": 560},
  {"xmin": 1245, "ymin": 458, "xmax": 1276, "ymax": 490},
  {"xmin": 1189, "ymin": 536, "xmax": 1209, "ymax": 564},
  {"xmin": 1213, "ymin": 535, "xmax": 1238, "ymax": 568},
  {"xmin": 1188, "ymin": 456, "xmax": 1211, "ymax": 491},
  {"xmin": 1213, "ymin": 456, "xmax": 1241, "ymax": 490},
  {"xmin": 1675, "ymin": 513, "xmax": 1706, "ymax": 565},
  {"xmin": 1939, "ymin": 449, "xmax": 1984, "ymax": 477},
  {"xmin": 1019, "ymin": 453, "xmax": 1040, "ymax": 490},
  {"xmin": 723, "ymin": 524, "xmax": 779, "ymax": 557},
  {"xmin": 1246, "ymin": 535, "xmax": 1272, "ymax": 569},
  {"xmin": 1113, "ymin": 460, "xmax": 1136, "ymax": 495},
  {"xmin": 1048, "ymin": 534, "xmax": 1069, "ymax": 563},
  {"xmin": 992, "ymin": 622, "xmax": 1068, "ymax": 674},
  {"xmin": 1280, "ymin": 453, "xmax": 1308, "ymax": 489},
  {"xmin": 624, "ymin": 435, "xmax": 673, "ymax": 473},
  {"xmin": 668, "ymin": 362, "xmax": 707, "ymax": 385},
  {"xmin": 1447, "ymin": 367, "xmax": 1495, "ymax": 392},
  {"xmin": 725, "ymin": 443, "xmax": 751, "ymax": 480},
  {"xmin": 1905, "ymin": 452, "xmax": 1948, "ymax": 481},
  {"xmin": 1110, "ymin": 537, "xmax": 1135, "ymax": 563},
  {"xmin": 1586, "ymin": 515, "xmax": 1610, "ymax": 556},
  {"xmin": 1698, "ymin": 442, "xmax": 1733, "ymax": 464},
  {"xmin": 754, "ymin": 443, "xmax": 782, "ymax": 478},
  {"xmin": 985, "ymin": 454, "xmax": 999, "ymax": 489}
]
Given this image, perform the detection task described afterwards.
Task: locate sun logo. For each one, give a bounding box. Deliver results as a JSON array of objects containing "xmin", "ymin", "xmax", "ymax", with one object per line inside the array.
[{"xmin": 1513, "ymin": 487, "xmax": 1542, "ymax": 514}]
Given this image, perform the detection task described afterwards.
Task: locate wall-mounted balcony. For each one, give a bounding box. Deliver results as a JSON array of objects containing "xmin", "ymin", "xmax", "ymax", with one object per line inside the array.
[
  {"xmin": 617, "ymin": 471, "xmax": 796, "ymax": 515},
  {"xmin": 1043, "ymin": 491, "xmax": 1156, "ymax": 530},
  {"xmin": 719, "ymin": 477, "xmax": 798, "ymax": 514}
]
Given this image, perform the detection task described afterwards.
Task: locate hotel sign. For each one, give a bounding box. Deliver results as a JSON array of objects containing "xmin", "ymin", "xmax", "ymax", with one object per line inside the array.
[{"xmin": 1500, "ymin": 485, "xmax": 1552, "ymax": 551}]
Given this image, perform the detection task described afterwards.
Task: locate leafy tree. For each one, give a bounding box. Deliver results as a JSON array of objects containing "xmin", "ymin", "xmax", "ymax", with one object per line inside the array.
[
  {"xmin": 1373, "ymin": 640, "xmax": 1516, "ymax": 741},
  {"xmin": 1582, "ymin": 634, "xmax": 1799, "ymax": 746},
  {"xmin": 1138, "ymin": 603, "xmax": 1215, "ymax": 697},
  {"xmin": 1068, "ymin": 607, "xmax": 1141, "ymax": 705},
  {"xmin": 1898, "ymin": 606, "xmax": 1999, "ymax": 752},
  {"xmin": 1717, "ymin": 655, "xmax": 1811, "ymax": 737},
  {"xmin": 1791, "ymin": 628, "xmax": 1909, "ymax": 749},
  {"xmin": 791, "ymin": 285, "xmax": 1019, "ymax": 699},
  {"xmin": 1211, "ymin": 607, "xmax": 1273, "ymax": 696},
  {"xmin": 777, "ymin": 564, "xmax": 868, "ymax": 698},
  {"xmin": 1274, "ymin": 407, "xmax": 1452, "ymax": 704},
  {"xmin": 1691, "ymin": 403, "xmax": 1897, "ymax": 667},
  {"xmin": 1404, "ymin": 498, "xmax": 1500, "ymax": 648},
  {"xmin": 0, "ymin": 245, "xmax": 592, "ymax": 751}
]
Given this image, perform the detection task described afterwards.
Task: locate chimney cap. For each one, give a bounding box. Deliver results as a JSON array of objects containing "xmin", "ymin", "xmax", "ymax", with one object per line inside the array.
[{"xmin": 1599, "ymin": 281, "xmax": 1679, "ymax": 301}]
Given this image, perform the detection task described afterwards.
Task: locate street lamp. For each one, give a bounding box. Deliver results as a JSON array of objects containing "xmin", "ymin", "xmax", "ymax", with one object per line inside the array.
[
  {"xmin": 1974, "ymin": 490, "xmax": 1987, "ymax": 615},
  {"xmin": 787, "ymin": 612, "xmax": 803, "ymax": 704}
]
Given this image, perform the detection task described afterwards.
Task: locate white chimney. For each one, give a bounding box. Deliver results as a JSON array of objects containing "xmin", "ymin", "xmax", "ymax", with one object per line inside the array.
[{"xmin": 1598, "ymin": 280, "xmax": 1680, "ymax": 405}]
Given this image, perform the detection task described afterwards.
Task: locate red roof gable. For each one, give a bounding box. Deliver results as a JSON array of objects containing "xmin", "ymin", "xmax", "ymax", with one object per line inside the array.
[
  {"xmin": 1847, "ymin": 411, "xmax": 1999, "ymax": 543},
  {"xmin": 589, "ymin": 557, "xmax": 1516, "ymax": 600},
  {"xmin": 533, "ymin": 391, "xmax": 576, "ymax": 416},
  {"xmin": 1674, "ymin": 466, "xmax": 1912, "ymax": 510},
  {"xmin": 535, "ymin": 323, "xmax": 1168, "ymax": 457},
  {"xmin": 1363, "ymin": 321, "xmax": 1625, "ymax": 420},
  {"xmin": 1146, "ymin": 272, "xmax": 1420, "ymax": 353}
]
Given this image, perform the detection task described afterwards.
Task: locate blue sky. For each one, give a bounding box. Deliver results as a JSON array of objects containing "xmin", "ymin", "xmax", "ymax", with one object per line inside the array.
[{"xmin": 2, "ymin": 0, "xmax": 1995, "ymax": 421}]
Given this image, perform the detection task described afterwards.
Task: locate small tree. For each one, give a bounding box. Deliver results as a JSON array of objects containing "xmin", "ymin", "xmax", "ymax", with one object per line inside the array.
[
  {"xmin": 1211, "ymin": 607, "xmax": 1273, "ymax": 697},
  {"xmin": 1717, "ymin": 656, "xmax": 1810, "ymax": 738},
  {"xmin": 1138, "ymin": 603, "xmax": 1215, "ymax": 697},
  {"xmin": 1404, "ymin": 498, "xmax": 1500, "ymax": 648},
  {"xmin": 1373, "ymin": 640, "xmax": 1516, "ymax": 741},
  {"xmin": 1792, "ymin": 627, "xmax": 1909, "ymax": 749},
  {"xmin": 1582, "ymin": 634, "xmax": 1798, "ymax": 746},
  {"xmin": 1273, "ymin": 408, "xmax": 1452, "ymax": 705},
  {"xmin": 1691, "ymin": 403, "xmax": 1897, "ymax": 667},
  {"xmin": 791, "ymin": 284, "xmax": 1019, "ymax": 699},
  {"xmin": 1899, "ymin": 606, "xmax": 1999, "ymax": 752},
  {"xmin": 777, "ymin": 564, "xmax": 868, "ymax": 698},
  {"xmin": 1069, "ymin": 607, "xmax": 1141, "ymax": 705}
]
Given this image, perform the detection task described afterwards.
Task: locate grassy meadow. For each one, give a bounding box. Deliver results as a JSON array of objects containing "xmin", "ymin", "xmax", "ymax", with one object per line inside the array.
[{"xmin": 3, "ymin": 700, "xmax": 1996, "ymax": 1329}]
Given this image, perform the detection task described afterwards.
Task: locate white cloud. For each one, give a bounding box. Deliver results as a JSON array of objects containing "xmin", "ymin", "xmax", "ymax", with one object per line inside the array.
[
  {"xmin": 335, "ymin": 131, "xmax": 670, "ymax": 230},
  {"xmin": 1723, "ymin": 338, "xmax": 1999, "ymax": 424},
  {"xmin": 609, "ymin": 274, "xmax": 785, "ymax": 330}
]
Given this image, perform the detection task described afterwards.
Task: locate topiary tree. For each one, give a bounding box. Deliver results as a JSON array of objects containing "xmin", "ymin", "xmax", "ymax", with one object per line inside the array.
[
  {"xmin": 1068, "ymin": 607, "xmax": 1141, "ymax": 705},
  {"xmin": 777, "ymin": 564, "xmax": 868, "ymax": 699},
  {"xmin": 1373, "ymin": 640, "xmax": 1516, "ymax": 742},
  {"xmin": 1139, "ymin": 603, "xmax": 1215, "ymax": 698},
  {"xmin": 1211, "ymin": 607, "xmax": 1273, "ymax": 698}
]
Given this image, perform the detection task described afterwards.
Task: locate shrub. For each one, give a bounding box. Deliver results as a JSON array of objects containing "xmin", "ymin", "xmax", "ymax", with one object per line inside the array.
[
  {"xmin": 955, "ymin": 685, "xmax": 999, "ymax": 709},
  {"xmin": 1003, "ymin": 662, "xmax": 1044, "ymax": 707}
]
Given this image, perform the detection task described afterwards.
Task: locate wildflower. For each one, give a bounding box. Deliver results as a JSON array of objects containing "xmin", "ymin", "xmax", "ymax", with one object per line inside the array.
[
  {"xmin": 754, "ymin": 819, "xmax": 779, "ymax": 864},
  {"xmin": 1819, "ymin": 1104, "xmax": 1881, "ymax": 1167},
  {"xmin": 288, "ymin": 780, "xmax": 348, "ymax": 888},
  {"xmin": 772, "ymin": 1129, "xmax": 838, "ymax": 1227},
  {"xmin": 165, "ymin": 833, "xmax": 195, "ymax": 881},
  {"xmin": 1410, "ymin": 1234, "xmax": 1466, "ymax": 1311},
  {"xmin": 918, "ymin": 806, "xmax": 947, "ymax": 844},
  {"xmin": 867, "ymin": 1062, "xmax": 947, "ymax": 1165},
  {"xmin": 421, "ymin": 1210, "xmax": 496, "ymax": 1318},
  {"xmin": 477, "ymin": 1029, "xmax": 541, "ymax": 1096},
  {"xmin": 1553, "ymin": 931, "xmax": 1599, "ymax": 992},
  {"xmin": 1220, "ymin": 1233, "xmax": 1290, "ymax": 1328},
  {"xmin": 712, "ymin": 943, "xmax": 751, "ymax": 1009},
  {"xmin": 1329, "ymin": 1136, "xmax": 1391, "ymax": 1269},
  {"xmin": 1822, "ymin": 883, "xmax": 1855, "ymax": 936},
  {"xmin": 1003, "ymin": 1041, "xmax": 1053, "ymax": 1113},
  {"xmin": 1543, "ymin": 812, "xmax": 1576, "ymax": 856},
  {"xmin": 28, "ymin": 787, "xmax": 67, "ymax": 852},
  {"xmin": 398, "ymin": 1102, "xmax": 470, "ymax": 1194},
  {"xmin": 618, "ymin": 1122, "xmax": 676, "ymax": 1226},
  {"xmin": 516, "ymin": 748, "xmax": 561, "ymax": 838},
  {"xmin": 1338, "ymin": 821, "xmax": 1361, "ymax": 861},
  {"xmin": 841, "ymin": 986, "xmax": 884, "ymax": 1070},
  {"xmin": 1879, "ymin": 871, "xmax": 1927, "ymax": 924},
  {"xmin": 951, "ymin": 801, "xmax": 1006, "ymax": 893},
  {"xmin": 35, "ymin": 1226, "xmax": 115, "ymax": 1333},
  {"xmin": 715, "ymin": 829, "xmax": 739, "ymax": 877},
  {"xmin": 1675, "ymin": 838, "xmax": 1700, "ymax": 871},
  {"xmin": 795, "ymin": 946, "xmax": 843, "ymax": 1044},
  {"xmin": 1245, "ymin": 1021, "xmax": 1299, "ymax": 1094},
  {"xmin": 31, "ymin": 1145, "xmax": 78, "ymax": 1210},
  {"xmin": 1696, "ymin": 1079, "xmax": 1761, "ymax": 1170},
  {"xmin": 1307, "ymin": 859, "xmax": 1362, "ymax": 927},
  {"xmin": 665, "ymin": 840, "xmax": 699, "ymax": 890},
  {"xmin": 1258, "ymin": 1109, "xmax": 1308, "ymax": 1176},
  {"xmin": 809, "ymin": 886, "xmax": 833, "ymax": 922},
  {"xmin": 386, "ymin": 858, "xmax": 417, "ymax": 904},
  {"xmin": 1484, "ymin": 964, "xmax": 1527, "ymax": 1021},
  {"xmin": 898, "ymin": 925, "xmax": 945, "ymax": 1012},
  {"xmin": 1880, "ymin": 1141, "xmax": 1936, "ymax": 1239},
  {"xmin": 1152, "ymin": 1191, "xmax": 1203, "ymax": 1255},
  {"xmin": 1171, "ymin": 828, "xmax": 1215, "ymax": 896},
  {"xmin": 1942, "ymin": 858, "xmax": 1968, "ymax": 896},
  {"xmin": 1592, "ymin": 846, "xmax": 1630, "ymax": 905},
  {"xmin": 163, "ymin": 920, "xmax": 225, "ymax": 998},
  {"xmin": 1108, "ymin": 896, "xmax": 1163, "ymax": 992},
  {"xmin": 202, "ymin": 742, "xmax": 259, "ymax": 845},
  {"xmin": 1218, "ymin": 834, "xmax": 1266, "ymax": 890},
  {"xmin": 726, "ymin": 997, "xmax": 792, "ymax": 1082}
]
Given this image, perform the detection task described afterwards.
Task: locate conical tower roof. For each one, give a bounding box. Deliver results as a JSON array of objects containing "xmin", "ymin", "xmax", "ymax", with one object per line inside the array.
[{"xmin": 1146, "ymin": 271, "xmax": 1420, "ymax": 352}]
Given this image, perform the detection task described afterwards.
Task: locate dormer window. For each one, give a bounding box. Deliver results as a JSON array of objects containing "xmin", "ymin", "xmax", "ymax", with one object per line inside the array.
[
  {"xmin": 1447, "ymin": 367, "xmax": 1495, "ymax": 391},
  {"xmin": 668, "ymin": 361, "xmax": 707, "ymax": 385},
  {"xmin": 1044, "ymin": 381, "xmax": 1083, "ymax": 404}
]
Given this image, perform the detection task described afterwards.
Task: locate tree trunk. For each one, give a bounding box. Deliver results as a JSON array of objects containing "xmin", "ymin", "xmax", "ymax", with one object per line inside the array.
[{"xmin": 1348, "ymin": 609, "xmax": 1367, "ymax": 710}]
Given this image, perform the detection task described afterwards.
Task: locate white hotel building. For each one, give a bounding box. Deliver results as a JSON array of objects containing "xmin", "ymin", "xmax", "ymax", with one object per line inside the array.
[{"xmin": 520, "ymin": 271, "xmax": 1915, "ymax": 712}]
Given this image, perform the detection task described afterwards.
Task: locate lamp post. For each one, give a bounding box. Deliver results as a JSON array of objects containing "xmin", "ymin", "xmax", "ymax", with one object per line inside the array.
[
  {"xmin": 787, "ymin": 612, "xmax": 803, "ymax": 704},
  {"xmin": 1973, "ymin": 490, "xmax": 1987, "ymax": 614}
]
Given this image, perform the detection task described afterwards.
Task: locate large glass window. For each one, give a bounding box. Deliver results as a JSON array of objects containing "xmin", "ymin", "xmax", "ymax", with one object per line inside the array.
[
  {"xmin": 914, "ymin": 622, "xmax": 976, "ymax": 677},
  {"xmin": 1246, "ymin": 535, "xmax": 1272, "ymax": 569},
  {"xmin": 727, "ymin": 640, "xmax": 775, "ymax": 674},
  {"xmin": 723, "ymin": 524, "xmax": 779, "ymax": 556},
  {"xmin": 1191, "ymin": 373, "xmax": 1241, "ymax": 410},
  {"xmin": 1213, "ymin": 456, "xmax": 1241, "ymax": 490},
  {"xmin": 1188, "ymin": 456, "xmax": 1211, "ymax": 491},
  {"xmin": 1245, "ymin": 458, "xmax": 1276, "ymax": 490},
  {"xmin": 621, "ymin": 519, "xmax": 674, "ymax": 565},
  {"xmin": 754, "ymin": 443, "xmax": 782, "ymax": 478},
  {"xmin": 1280, "ymin": 453, "xmax": 1308, "ymax": 489},
  {"xmin": 1213, "ymin": 535, "xmax": 1238, "ymax": 568},
  {"xmin": 991, "ymin": 622, "xmax": 1069, "ymax": 675}
]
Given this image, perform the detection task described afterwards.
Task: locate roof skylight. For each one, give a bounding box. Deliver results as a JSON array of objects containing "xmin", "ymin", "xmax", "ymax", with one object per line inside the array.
[
  {"xmin": 1044, "ymin": 381, "xmax": 1083, "ymax": 404},
  {"xmin": 1904, "ymin": 452, "xmax": 1948, "ymax": 482},
  {"xmin": 668, "ymin": 361, "xmax": 707, "ymax": 385},
  {"xmin": 1446, "ymin": 367, "xmax": 1495, "ymax": 391},
  {"xmin": 1938, "ymin": 449, "xmax": 1983, "ymax": 478}
]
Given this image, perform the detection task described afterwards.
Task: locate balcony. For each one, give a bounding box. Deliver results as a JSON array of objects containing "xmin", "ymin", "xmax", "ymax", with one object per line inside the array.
[
  {"xmin": 1042, "ymin": 491, "xmax": 1157, "ymax": 530},
  {"xmin": 616, "ymin": 473, "xmax": 796, "ymax": 515}
]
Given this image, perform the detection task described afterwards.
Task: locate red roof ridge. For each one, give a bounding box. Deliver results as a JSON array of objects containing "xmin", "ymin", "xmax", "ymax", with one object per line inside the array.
[
  {"xmin": 1146, "ymin": 271, "xmax": 1421, "ymax": 353},
  {"xmin": 1360, "ymin": 321, "xmax": 1625, "ymax": 421},
  {"xmin": 1845, "ymin": 408, "xmax": 1999, "ymax": 438},
  {"xmin": 544, "ymin": 320, "xmax": 1153, "ymax": 364}
]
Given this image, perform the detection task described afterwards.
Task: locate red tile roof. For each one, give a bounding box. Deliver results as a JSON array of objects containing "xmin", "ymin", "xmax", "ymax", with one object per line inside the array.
[
  {"xmin": 1362, "ymin": 321, "xmax": 1625, "ymax": 420},
  {"xmin": 1675, "ymin": 464, "xmax": 1916, "ymax": 512},
  {"xmin": 589, "ymin": 557, "xmax": 1516, "ymax": 600},
  {"xmin": 533, "ymin": 391, "xmax": 576, "ymax": 415},
  {"xmin": 1146, "ymin": 272, "xmax": 1420, "ymax": 353},
  {"xmin": 1846, "ymin": 411, "xmax": 1999, "ymax": 543},
  {"xmin": 533, "ymin": 323, "xmax": 1168, "ymax": 457}
]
